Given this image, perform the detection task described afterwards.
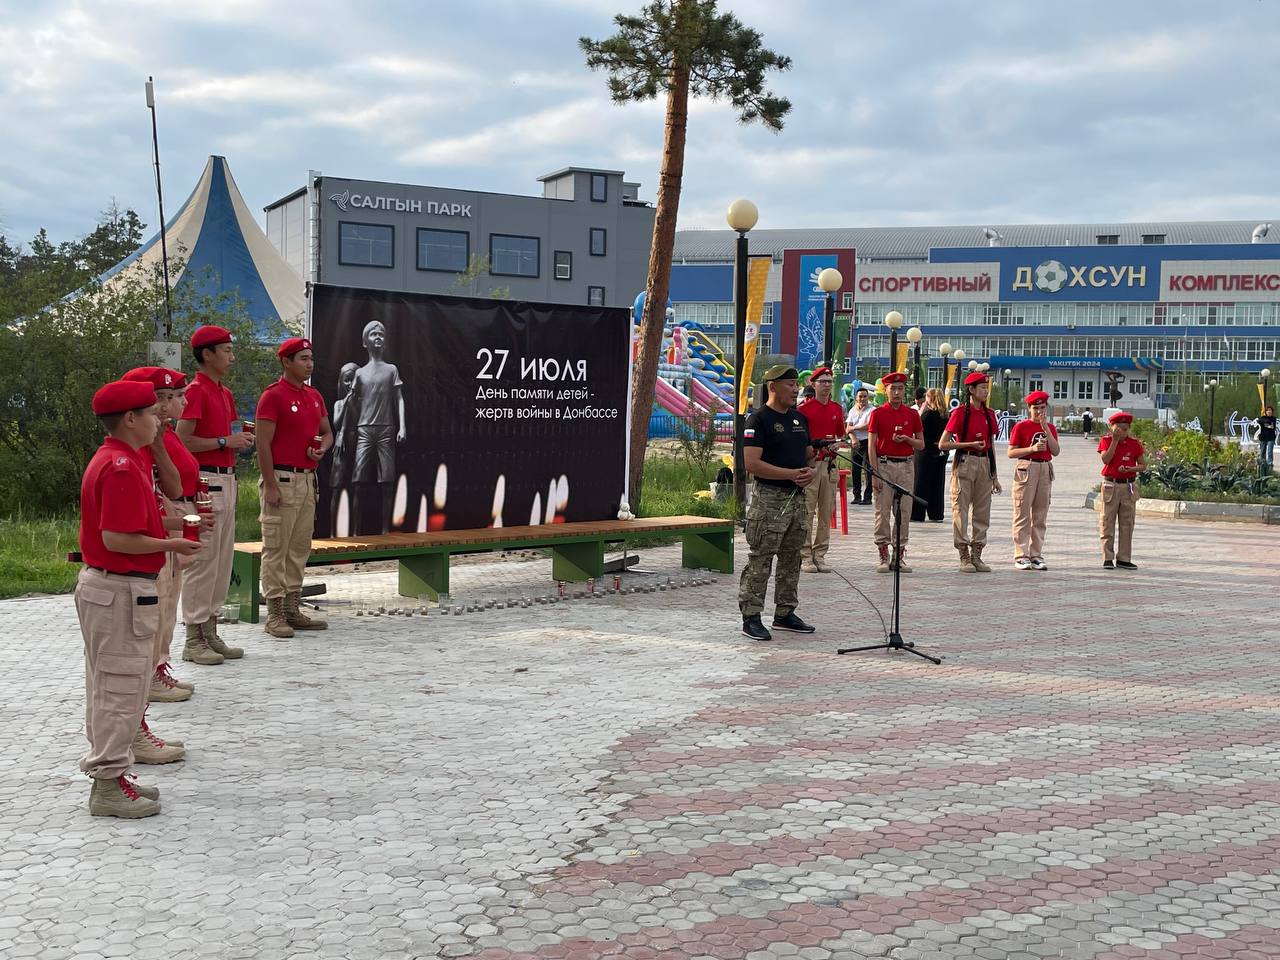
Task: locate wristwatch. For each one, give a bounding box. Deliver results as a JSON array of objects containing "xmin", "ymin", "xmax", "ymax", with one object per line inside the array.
[{"xmin": 217, "ymin": 437, "xmax": 227, "ymax": 450}]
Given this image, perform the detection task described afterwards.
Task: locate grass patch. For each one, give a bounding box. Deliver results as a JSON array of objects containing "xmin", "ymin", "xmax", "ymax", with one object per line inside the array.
[
  {"xmin": 637, "ymin": 455, "xmax": 736, "ymax": 521},
  {"xmin": 0, "ymin": 512, "xmax": 80, "ymax": 598}
]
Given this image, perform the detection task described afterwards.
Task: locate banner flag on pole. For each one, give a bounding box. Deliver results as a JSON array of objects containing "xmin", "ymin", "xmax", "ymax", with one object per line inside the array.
[
  {"xmin": 738, "ymin": 257, "xmax": 770, "ymax": 414},
  {"xmin": 895, "ymin": 342, "xmax": 911, "ymax": 374},
  {"xmin": 1260, "ymin": 382, "xmax": 1267, "ymax": 414},
  {"xmin": 944, "ymin": 362, "xmax": 957, "ymax": 396}
]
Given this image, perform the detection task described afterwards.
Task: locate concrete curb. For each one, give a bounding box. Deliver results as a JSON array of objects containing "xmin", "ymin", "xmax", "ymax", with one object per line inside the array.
[{"xmin": 1082, "ymin": 490, "xmax": 1280, "ymax": 524}]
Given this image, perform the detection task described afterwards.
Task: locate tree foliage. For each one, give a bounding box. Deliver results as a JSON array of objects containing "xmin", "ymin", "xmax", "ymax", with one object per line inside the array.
[
  {"xmin": 581, "ymin": 0, "xmax": 792, "ymax": 129},
  {"xmin": 581, "ymin": 0, "xmax": 790, "ymax": 505},
  {"xmin": 0, "ymin": 206, "xmax": 285, "ymax": 514}
]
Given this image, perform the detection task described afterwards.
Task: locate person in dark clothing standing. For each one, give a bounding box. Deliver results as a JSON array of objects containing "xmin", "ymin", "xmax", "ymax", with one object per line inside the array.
[
  {"xmin": 912, "ymin": 388, "xmax": 948, "ymax": 523},
  {"xmin": 1253, "ymin": 406, "xmax": 1275, "ymax": 476}
]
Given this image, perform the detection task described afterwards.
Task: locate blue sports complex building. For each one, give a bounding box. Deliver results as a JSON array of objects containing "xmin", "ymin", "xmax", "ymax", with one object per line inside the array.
[{"xmin": 671, "ymin": 220, "xmax": 1280, "ymax": 415}]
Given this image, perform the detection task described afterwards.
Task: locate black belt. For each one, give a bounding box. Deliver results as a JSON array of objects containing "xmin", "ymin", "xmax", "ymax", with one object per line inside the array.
[
  {"xmin": 204, "ymin": 485, "xmax": 223, "ymax": 492},
  {"xmin": 1017, "ymin": 457, "xmax": 1050, "ymax": 462},
  {"xmin": 1103, "ymin": 477, "xmax": 1137, "ymax": 484},
  {"xmin": 878, "ymin": 455, "xmax": 912, "ymax": 463},
  {"xmin": 86, "ymin": 565, "xmax": 159, "ymax": 581},
  {"xmin": 170, "ymin": 496, "xmax": 195, "ymax": 503},
  {"xmin": 200, "ymin": 465, "xmax": 235, "ymax": 475},
  {"xmin": 272, "ymin": 465, "xmax": 314, "ymax": 473}
]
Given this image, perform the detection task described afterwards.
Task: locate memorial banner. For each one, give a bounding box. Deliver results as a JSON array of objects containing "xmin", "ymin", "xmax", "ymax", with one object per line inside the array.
[{"xmin": 308, "ymin": 284, "xmax": 630, "ymax": 537}]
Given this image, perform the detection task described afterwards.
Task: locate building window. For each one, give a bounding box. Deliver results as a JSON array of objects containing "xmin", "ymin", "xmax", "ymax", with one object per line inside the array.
[
  {"xmin": 840, "ymin": 292, "xmax": 854, "ymax": 310},
  {"xmin": 587, "ymin": 286, "xmax": 605, "ymax": 307},
  {"xmin": 1077, "ymin": 381, "xmax": 1094, "ymax": 400},
  {"xmin": 415, "ymin": 228, "xmax": 469, "ymax": 273},
  {"xmin": 1141, "ymin": 234, "xmax": 1166, "ymax": 244},
  {"xmin": 589, "ymin": 227, "xmax": 607, "ymax": 257},
  {"xmin": 757, "ymin": 334, "xmax": 773, "ymax": 353},
  {"xmin": 489, "ymin": 234, "xmax": 539, "ymax": 278},
  {"xmin": 1096, "ymin": 234, "xmax": 1119, "ymax": 245},
  {"xmin": 1052, "ymin": 379, "xmax": 1068, "ymax": 400},
  {"xmin": 339, "ymin": 222, "xmax": 394, "ymax": 268},
  {"xmin": 554, "ymin": 250, "xmax": 572, "ymax": 280},
  {"xmin": 1029, "ymin": 378, "xmax": 1044, "ymax": 394},
  {"xmin": 1128, "ymin": 378, "xmax": 1149, "ymax": 395},
  {"xmin": 590, "ymin": 173, "xmax": 607, "ymax": 203}
]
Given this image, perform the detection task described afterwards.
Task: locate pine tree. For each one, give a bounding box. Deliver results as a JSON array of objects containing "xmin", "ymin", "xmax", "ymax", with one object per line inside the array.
[{"xmin": 581, "ymin": 0, "xmax": 790, "ymax": 506}]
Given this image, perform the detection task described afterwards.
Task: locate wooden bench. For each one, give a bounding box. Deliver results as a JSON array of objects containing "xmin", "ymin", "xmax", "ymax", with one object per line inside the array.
[{"xmin": 229, "ymin": 515, "xmax": 734, "ymax": 623}]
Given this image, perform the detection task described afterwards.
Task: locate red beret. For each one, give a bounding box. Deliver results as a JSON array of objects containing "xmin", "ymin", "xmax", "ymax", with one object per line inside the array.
[
  {"xmin": 191, "ymin": 325, "xmax": 232, "ymax": 350},
  {"xmin": 278, "ymin": 336, "xmax": 313, "ymax": 359},
  {"xmin": 1024, "ymin": 390, "xmax": 1050, "ymax": 406},
  {"xmin": 93, "ymin": 380, "xmax": 157, "ymax": 416},
  {"xmin": 1109, "ymin": 411, "xmax": 1133, "ymax": 425},
  {"xmin": 963, "ymin": 371, "xmax": 989, "ymax": 386},
  {"xmin": 882, "ymin": 371, "xmax": 907, "ymax": 385},
  {"xmin": 123, "ymin": 366, "xmax": 186, "ymax": 390},
  {"xmin": 809, "ymin": 366, "xmax": 833, "ymax": 381}
]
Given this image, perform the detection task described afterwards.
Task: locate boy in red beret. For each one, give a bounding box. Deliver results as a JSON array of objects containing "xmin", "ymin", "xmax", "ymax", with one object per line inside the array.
[
  {"xmin": 77, "ymin": 381, "xmax": 202, "ymax": 817},
  {"xmin": 255, "ymin": 337, "xmax": 333, "ymax": 637},
  {"xmin": 867, "ymin": 371, "xmax": 923, "ymax": 572},
  {"xmin": 1007, "ymin": 390, "xmax": 1060, "ymax": 570},
  {"xmin": 176, "ymin": 326, "xmax": 251, "ymax": 665},
  {"xmin": 796, "ymin": 366, "xmax": 845, "ymax": 573},
  {"xmin": 940, "ymin": 371, "xmax": 1002, "ymax": 573},
  {"xmin": 1098, "ymin": 411, "xmax": 1146, "ymax": 569}
]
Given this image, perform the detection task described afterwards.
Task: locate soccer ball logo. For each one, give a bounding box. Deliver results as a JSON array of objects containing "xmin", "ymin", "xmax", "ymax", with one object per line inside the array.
[{"xmin": 1033, "ymin": 259, "xmax": 1068, "ymax": 294}]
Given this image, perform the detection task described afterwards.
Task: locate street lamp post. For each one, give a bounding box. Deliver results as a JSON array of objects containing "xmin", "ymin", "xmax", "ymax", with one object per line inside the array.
[
  {"xmin": 884, "ymin": 310, "xmax": 903, "ymax": 378},
  {"xmin": 726, "ymin": 198, "xmax": 758, "ymax": 518},
  {"xmin": 1262, "ymin": 367, "xmax": 1273, "ymax": 410},
  {"xmin": 1003, "ymin": 367, "xmax": 1013, "ymax": 409},
  {"xmin": 950, "ymin": 349, "xmax": 965, "ymax": 404},
  {"xmin": 939, "ymin": 342, "xmax": 952, "ymax": 398},
  {"xmin": 817, "ymin": 268, "xmax": 843, "ymax": 372},
  {"xmin": 906, "ymin": 327, "xmax": 923, "ymax": 392},
  {"xmin": 1206, "ymin": 378, "xmax": 1219, "ymax": 440}
]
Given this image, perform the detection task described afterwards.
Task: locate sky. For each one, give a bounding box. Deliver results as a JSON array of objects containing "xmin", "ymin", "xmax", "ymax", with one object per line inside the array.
[{"xmin": 3, "ymin": 0, "xmax": 1280, "ymax": 249}]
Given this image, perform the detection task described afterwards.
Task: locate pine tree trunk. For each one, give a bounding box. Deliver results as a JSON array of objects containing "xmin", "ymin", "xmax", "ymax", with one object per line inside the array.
[{"xmin": 627, "ymin": 61, "xmax": 690, "ymax": 508}]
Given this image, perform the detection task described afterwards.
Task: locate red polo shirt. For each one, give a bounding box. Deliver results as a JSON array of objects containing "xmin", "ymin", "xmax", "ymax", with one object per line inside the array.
[
  {"xmin": 1010, "ymin": 419, "xmax": 1059, "ymax": 462},
  {"xmin": 869, "ymin": 403, "xmax": 922, "ymax": 458},
  {"xmin": 256, "ymin": 377, "xmax": 328, "ymax": 470},
  {"xmin": 1099, "ymin": 435, "xmax": 1145, "ymax": 479},
  {"xmin": 181, "ymin": 371, "xmax": 236, "ymax": 469},
  {"xmin": 797, "ymin": 397, "xmax": 845, "ymax": 462},
  {"xmin": 945, "ymin": 404, "xmax": 998, "ymax": 452},
  {"xmin": 79, "ymin": 438, "xmax": 166, "ymax": 574},
  {"xmin": 162, "ymin": 425, "xmax": 200, "ymax": 497}
]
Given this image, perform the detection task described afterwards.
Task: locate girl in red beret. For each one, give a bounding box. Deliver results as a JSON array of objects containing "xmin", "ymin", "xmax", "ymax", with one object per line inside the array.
[{"xmin": 1007, "ymin": 391, "xmax": 1060, "ymax": 570}]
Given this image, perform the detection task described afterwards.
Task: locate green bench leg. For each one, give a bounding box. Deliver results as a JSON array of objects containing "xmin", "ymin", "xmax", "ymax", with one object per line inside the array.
[
  {"xmin": 682, "ymin": 531, "xmax": 734, "ymax": 573},
  {"xmin": 399, "ymin": 552, "xmax": 449, "ymax": 600},
  {"xmin": 229, "ymin": 551, "xmax": 262, "ymax": 624},
  {"xmin": 550, "ymin": 540, "xmax": 605, "ymax": 582}
]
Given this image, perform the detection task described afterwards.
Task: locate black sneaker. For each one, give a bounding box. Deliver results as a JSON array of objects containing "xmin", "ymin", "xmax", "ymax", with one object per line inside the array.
[
  {"xmin": 771, "ymin": 612, "xmax": 816, "ymax": 634},
  {"xmin": 1115, "ymin": 560, "xmax": 1138, "ymax": 570},
  {"xmin": 1102, "ymin": 560, "xmax": 1115, "ymax": 569},
  {"xmin": 741, "ymin": 615, "xmax": 772, "ymax": 641}
]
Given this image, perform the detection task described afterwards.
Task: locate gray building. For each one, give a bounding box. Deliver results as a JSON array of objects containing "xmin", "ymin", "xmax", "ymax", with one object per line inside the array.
[{"xmin": 264, "ymin": 167, "xmax": 654, "ymax": 309}]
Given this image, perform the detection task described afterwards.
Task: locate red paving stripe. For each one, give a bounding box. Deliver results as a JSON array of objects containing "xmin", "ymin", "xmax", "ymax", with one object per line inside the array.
[
  {"xmin": 617, "ymin": 731, "xmax": 1272, "ymax": 819},
  {"xmin": 621, "ymin": 713, "xmax": 1280, "ymax": 773},
  {"xmin": 551, "ymin": 780, "xmax": 1279, "ymax": 888},
  {"xmin": 482, "ymin": 839, "xmax": 1280, "ymax": 960}
]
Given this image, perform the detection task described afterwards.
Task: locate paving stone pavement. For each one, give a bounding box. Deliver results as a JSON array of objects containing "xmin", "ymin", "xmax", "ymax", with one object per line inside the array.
[{"xmin": 2, "ymin": 436, "xmax": 1278, "ymax": 960}]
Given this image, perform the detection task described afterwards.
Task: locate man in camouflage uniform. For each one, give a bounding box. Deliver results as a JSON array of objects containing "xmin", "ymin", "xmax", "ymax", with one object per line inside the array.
[{"xmin": 738, "ymin": 365, "xmax": 819, "ymax": 642}]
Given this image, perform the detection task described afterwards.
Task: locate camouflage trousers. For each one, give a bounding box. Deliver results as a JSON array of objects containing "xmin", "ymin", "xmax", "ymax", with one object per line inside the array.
[{"xmin": 738, "ymin": 481, "xmax": 807, "ymax": 619}]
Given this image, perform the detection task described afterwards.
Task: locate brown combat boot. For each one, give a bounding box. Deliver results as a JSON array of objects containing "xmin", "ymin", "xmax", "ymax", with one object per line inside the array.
[
  {"xmin": 157, "ymin": 662, "xmax": 194, "ymax": 692},
  {"xmin": 970, "ymin": 544, "xmax": 992, "ymax": 573},
  {"xmin": 89, "ymin": 775, "xmax": 161, "ymax": 818},
  {"xmin": 876, "ymin": 544, "xmax": 891, "ymax": 574},
  {"xmin": 264, "ymin": 596, "xmax": 294, "ymax": 639},
  {"xmin": 892, "ymin": 546, "xmax": 913, "ymax": 573},
  {"xmin": 132, "ymin": 718, "xmax": 185, "ymax": 765},
  {"xmin": 958, "ymin": 545, "xmax": 976, "ymax": 573},
  {"xmin": 284, "ymin": 591, "xmax": 327, "ymax": 631},
  {"xmin": 182, "ymin": 622, "xmax": 224, "ymax": 666},
  {"xmin": 147, "ymin": 665, "xmax": 192, "ymax": 703},
  {"xmin": 204, "ymin": 617, "xmax": 244, "ymax": 659}
]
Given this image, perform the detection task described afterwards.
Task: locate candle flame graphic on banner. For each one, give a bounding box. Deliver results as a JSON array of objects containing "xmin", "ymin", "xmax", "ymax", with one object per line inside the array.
[{"xmin": 738, "ymin": 257, "xmax": 771, "ymax": 415}]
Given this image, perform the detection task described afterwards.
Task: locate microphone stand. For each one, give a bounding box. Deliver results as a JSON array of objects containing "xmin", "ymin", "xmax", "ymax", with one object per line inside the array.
[{"xmin": 837, "ymin": 453, "xmax": 941, "ymax": 665}]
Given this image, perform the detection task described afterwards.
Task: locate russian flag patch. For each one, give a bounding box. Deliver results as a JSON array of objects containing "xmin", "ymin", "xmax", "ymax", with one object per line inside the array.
[{"xmin": 743, "ymin": 428, "xmax": 755, "ymax": 438}]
